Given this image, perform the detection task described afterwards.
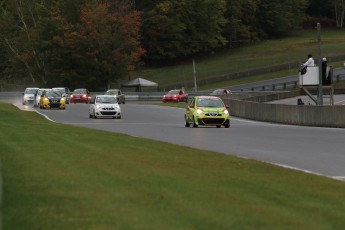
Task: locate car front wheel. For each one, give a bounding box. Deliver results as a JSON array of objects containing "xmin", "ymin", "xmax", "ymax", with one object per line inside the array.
[
  {"xmin": 185, "ymin": 116, "xmax": 190, "ymax": 127},
  {"xmin": 193, "ymin": 116, "xmax": 198, "ymax": 128}
]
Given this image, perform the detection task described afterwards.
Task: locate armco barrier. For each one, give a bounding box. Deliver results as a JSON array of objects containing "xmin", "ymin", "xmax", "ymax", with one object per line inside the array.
[{"xmin": 0, "ymin": 92, "xmax": 22, "ymax": 100}]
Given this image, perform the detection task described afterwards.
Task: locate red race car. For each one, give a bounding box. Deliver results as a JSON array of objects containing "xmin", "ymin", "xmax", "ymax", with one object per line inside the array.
[
  {"xmin": 162, "ymin": 89, "xmax": 188, "ymax": 103},
  {"xmin": 70, "ymin": 88, "xmax": 91, "ymax": 104}
]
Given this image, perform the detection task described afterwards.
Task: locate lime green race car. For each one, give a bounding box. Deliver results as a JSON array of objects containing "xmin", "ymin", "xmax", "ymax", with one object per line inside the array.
[{"xmin": 185, "ymin": 96, "xmax": 230, "ymax": 128}]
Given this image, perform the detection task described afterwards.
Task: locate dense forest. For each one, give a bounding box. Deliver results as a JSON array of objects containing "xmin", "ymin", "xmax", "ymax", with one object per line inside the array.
[{"xmin": 0, "ymin": 0, "xmax": 344, "ymax": 90}]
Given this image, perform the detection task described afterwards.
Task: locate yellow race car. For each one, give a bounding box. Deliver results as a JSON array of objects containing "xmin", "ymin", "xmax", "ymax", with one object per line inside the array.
[
  {"xmin": 185, "ymin": 96, "xmax": 230, "ymax": 128},
  {"xmin": 40, "ymin": 89, "xmax": 66, "ymax": 109}
]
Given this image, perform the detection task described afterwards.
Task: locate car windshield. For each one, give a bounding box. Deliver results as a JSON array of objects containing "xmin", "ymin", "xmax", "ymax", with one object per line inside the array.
[
  {"xmin": 196, "ymin": 98, "xmax": 224, "ymax": 108},
  {"xmin": 53, "ymin": 88, "xmax": 65, "ymax": 93},
  {"xmin": 211, "ymin": 89, "xmax": 229, "ymax": 95},
  {"xmin": 211, "ymin": 89, "xmax": 221, "ymax": 95},
  {"xmin": 96, "ymin": 97, "xmax": 116, "ymax": 104},
  {"xmin": 73, "ymin": 89, "xmax": 86, "ymax": 94},
  {"xmin": 105, "ymin": 90, "xmax": 119, "ymax": 95},
  {"xmin": 46, "ymin": 91, "xmax": 62, "ymax": 97},
  {"xmin": 25, "ymin": 88, "xmax": 37, "ymax": 94},
  {"xmin": 37, "ymin": 89, "xmax": 50, "ymax": 95},
  {"xmin": 168, "ymin": 90, "xmax": 180, "ymax": 95}
]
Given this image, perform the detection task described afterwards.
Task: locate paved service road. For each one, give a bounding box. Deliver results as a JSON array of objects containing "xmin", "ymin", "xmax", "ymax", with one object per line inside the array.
[{"xmin": 15, "ymin": 100, "xmax": 345, "ymax": 181}]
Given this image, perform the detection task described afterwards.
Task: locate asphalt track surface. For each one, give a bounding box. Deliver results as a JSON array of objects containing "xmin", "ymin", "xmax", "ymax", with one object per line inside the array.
[{"xmin": 13, "ymin": 99, "xmax": 345, "ymax": 181}]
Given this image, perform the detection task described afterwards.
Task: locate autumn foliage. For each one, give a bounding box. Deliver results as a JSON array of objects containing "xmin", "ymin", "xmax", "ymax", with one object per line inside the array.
[{"xmin": 49, "ymin": 2, "xmax": 145, "ymax": 90}]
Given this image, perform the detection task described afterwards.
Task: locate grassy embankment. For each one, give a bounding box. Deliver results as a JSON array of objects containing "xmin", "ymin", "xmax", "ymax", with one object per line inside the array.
[
  {"xmin": 129, "ymin": 29, "xmax": 345, "ymax": 91},
  {"xmin": 1, "ymin": 103, "xmax": 345, "ymax": 229}
]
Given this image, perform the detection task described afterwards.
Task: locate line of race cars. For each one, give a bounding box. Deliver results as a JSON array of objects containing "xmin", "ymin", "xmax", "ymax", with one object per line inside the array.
[
  {"xmin": 23, "ymin": 87, "xmax": 91, "ymax": 109},
  {"xmin": 22, "ymin": 87, "xmax": 231, "ymax": 127},
  {"xmin": 22, "ymin": 87, "xmax": 123, "ymax": 119}
]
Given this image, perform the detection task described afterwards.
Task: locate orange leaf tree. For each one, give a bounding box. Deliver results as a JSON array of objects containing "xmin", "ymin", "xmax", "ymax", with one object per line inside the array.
[{"xmin": 52, "ymin": 1, "xmax": 145, "ymax": 90}]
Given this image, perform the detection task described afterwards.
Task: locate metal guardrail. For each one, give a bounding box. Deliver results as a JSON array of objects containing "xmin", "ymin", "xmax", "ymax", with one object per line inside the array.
[
  {"xmin": 0, "ymin": 92, "xmax": 22, "ymax": 99},
  {"xmin": 237, "ymin": 81, "xmax": 299, "ymax": 92},
  {"xmin": 0, "ymin": 74, "xmax": 343, "ymax": 101},
  {"xmin": 0, "ymin": 90, "xmax": 290, "ymax": 102},
  {"xmin": 336, "ymin": 74, "xmax": 345, "ymax": 81}
]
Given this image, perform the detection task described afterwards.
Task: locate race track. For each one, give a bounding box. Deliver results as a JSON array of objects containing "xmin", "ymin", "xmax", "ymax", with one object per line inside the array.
[{"xmin": 15, "ymin": 100, "xmax": 345, "ymax": 181}]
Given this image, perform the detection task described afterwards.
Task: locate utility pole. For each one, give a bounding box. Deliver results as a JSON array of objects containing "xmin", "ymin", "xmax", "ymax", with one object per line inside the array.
[
  {"xmin": 317, "ymin": 23, "xmax": 323, "ymax": 105},
  {"xmin": 193, "ymin": 59, "xmax": 197, "ymax": 91}
]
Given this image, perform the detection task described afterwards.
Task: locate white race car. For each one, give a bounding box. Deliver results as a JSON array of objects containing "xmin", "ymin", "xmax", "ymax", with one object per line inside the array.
[
  {"xmin": 33, "ymin": 88, "xmax": 50, "ymax": 107},
  {"xmin": 22, "ymin": 87, "xmax": 39, "ymax": 105},
  {"xmin": 89, "ymin": 95, "xmax": 121, "ymax": 119}
]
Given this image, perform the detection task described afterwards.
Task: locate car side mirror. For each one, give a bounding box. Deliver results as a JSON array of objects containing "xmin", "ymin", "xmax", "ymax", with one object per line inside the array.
[{"xmin": 225, "ymin": 105, "xmax": 229, "ymax": 109}]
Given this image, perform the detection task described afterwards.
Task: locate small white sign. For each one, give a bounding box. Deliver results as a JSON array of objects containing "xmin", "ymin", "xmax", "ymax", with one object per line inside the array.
[{"xmin": 299, "ymin": 66, "xmax": 319, "ymax": 86}]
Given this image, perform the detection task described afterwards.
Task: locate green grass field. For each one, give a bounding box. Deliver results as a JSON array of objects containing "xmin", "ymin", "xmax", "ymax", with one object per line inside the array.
[
  {"xmin": 129, "ymin": 29, "xmax": 345, "ymax": 90},
  {"xmin": 1, "ymin": 103, "xmax": 345, "ymax": 229}
]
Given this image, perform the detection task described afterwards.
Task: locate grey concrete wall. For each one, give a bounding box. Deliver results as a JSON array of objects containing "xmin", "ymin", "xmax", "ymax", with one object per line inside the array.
[{"xmin": 223, "ymin": 98, "xmax": 345, "ymax": 128}]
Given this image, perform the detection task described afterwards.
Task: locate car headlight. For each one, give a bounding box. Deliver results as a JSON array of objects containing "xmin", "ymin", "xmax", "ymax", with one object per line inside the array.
[
  {"xmin": 61, "ymin": 98, "xmax": 65, "ymax": 101},
  {"xmin": 224, "ymin": 109, "xmax": 229, "ymax": 115},
  {"xmin": 196, "ymin": 108, "xmax": 203, "ymax": 115},
  {"xmin": 115, "ymin": 105, "xmax": 120, "ymax": 109},
  {"xmin": 96, "ymin": 105, "xmax": 102, "ymax": 109},
  {"xmin": 44, "ymin": 98, "xmax": 49, "ymax": 102}
]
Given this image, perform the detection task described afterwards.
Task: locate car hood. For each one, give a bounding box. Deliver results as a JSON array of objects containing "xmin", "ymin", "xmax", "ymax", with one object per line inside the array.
[
  {"xmin": 200, "ymin": 107, "xmax": 226, "ymax": 113},
  {"xmin": 95, "ymin": 103, "xmax": 119, "ymax": 108},
  {"xmin": 47, "ymin": 96, "xmax": 62, "ymax": 100}
]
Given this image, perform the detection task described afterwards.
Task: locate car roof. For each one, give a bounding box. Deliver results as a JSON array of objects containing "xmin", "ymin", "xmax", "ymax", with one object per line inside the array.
[
  {"xmin": 96, "ymin": 95, "xmax": 114, "ymax": 97},
  {"xmin": 37, "ymin": 88, "xmax": 50, "ymax": 92},
  {"xmin": 45, "ymin": 89, "xmax": 59, "ymax": 93},
  {"xmin": 168, "ymin": 89, "xmax": 182, "ymax": 92},
  {"xmin": 24, "ymin": 88, "xmax": 39, "ymax": 93},
  {"xmin": 197, "ymin": 96, "xmax": 220, "ymax": 99},
  {"xmin": 25, "ymin": 87, "xmax": 39, "ymax": 90},
  {"xmin": 73, "ymin": 88, "xmax": 88, "ymax": 92}
]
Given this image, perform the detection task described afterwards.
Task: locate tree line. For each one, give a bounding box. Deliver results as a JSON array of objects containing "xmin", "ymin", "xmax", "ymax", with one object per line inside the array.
[{"xmin": 0, "ymin": 0, "xmax": 344, "ymax": 90}]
